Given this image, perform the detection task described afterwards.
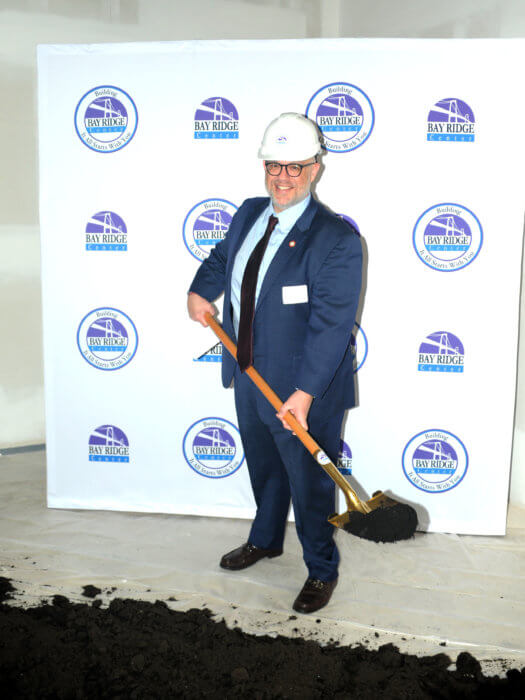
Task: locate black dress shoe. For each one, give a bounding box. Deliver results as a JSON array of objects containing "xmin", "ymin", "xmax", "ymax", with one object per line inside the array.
[
  {"xmin": 292, "ymin": 577, "xmax": 338, "ymax": 614},
  {"xmin": 220, "ymin": 542, "xmax": 283, "ymax": 570}
]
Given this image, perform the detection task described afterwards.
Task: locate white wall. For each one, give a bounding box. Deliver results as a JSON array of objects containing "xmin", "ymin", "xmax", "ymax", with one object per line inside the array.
[
  {"xmin": 0, "ymin": 0, "xmax": 306, "ymax": 448},
  {"xmin": 2, "ymin": 0, "xmax": 525, "ymax": 508}
]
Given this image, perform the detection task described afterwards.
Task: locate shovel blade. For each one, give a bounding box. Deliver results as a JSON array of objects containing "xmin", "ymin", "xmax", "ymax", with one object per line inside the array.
[
  {"xmin": 329, "ymin": 490, "xmax": 406, "ymax": 528},
  {"xmin": 328, "ymin": 511, "xmax": 354, "ymax": 529},
  {"xmin": 366, "ymin": 490, "xmax": 403, "ymax": 509},
  {"xmin": 328, "ymin": 490, "xmax": 418, "ymax": 543}
]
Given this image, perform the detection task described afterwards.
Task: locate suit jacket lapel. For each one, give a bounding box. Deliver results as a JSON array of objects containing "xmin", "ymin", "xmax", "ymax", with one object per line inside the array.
[{"xmin": 255, "ymin": 197, "xmax": 319, "ymax": 312}]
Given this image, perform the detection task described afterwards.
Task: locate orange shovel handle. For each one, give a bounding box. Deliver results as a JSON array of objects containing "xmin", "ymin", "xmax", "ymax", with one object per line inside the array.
[
  {"xmin": 204, "ymin": 312, "xmax": 363, "ymax": 507},
  {"xmin": 205, "ymin": 313, "xmax": 317, "ymax": 450}
]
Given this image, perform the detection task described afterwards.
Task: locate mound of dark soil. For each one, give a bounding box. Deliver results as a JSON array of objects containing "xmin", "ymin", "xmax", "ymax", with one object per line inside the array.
[{"xmin": 0, "ymin": 577, "xmax": 523, "ymax": 699}]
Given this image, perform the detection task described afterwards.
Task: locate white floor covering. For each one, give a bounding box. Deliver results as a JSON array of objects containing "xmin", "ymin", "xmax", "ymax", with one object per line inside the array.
[{"xmin": 1, "ymin": 449, "xmax": 524, "ymax": 677}]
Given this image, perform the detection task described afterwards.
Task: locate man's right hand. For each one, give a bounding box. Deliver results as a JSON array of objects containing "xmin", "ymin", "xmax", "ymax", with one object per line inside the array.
[{"xmin": 187, "ymin": 292, "xmax": 215, "ymax": 327}]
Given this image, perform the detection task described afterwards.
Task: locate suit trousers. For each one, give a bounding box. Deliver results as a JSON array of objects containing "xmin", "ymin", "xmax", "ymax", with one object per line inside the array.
[{"xmin": 233, "ymin": 365, "xmax": 343, "ymax": 582}]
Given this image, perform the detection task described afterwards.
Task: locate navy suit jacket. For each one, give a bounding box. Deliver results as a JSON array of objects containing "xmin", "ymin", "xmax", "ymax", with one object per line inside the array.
[{"xmin": 189, "ymin": 196, "xmax": 363, "ymax": 417}]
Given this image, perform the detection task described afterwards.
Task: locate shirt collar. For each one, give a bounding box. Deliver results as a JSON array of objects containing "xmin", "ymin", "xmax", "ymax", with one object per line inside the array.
[{"xmin": 269, "ymin": 194, "xmax": 311, "ymax": 234}]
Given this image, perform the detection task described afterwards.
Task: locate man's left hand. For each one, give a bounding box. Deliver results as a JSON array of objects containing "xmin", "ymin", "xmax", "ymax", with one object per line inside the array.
[{"xmin": 276, "ymin": 390, "xmax": 313, "ymax": 432}]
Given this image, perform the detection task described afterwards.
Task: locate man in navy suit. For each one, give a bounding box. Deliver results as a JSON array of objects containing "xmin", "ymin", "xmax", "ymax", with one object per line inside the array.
[{"xmin": 188, "ymin": 113, "xmax": 362, "ymax": 613}]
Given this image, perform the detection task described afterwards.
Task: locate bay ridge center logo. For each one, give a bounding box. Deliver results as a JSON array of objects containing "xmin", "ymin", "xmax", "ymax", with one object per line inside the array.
[
  {"xmin": 413, "ymin": 203, "xmax": 483, "ymax": 271},
  {"xmin": 85, "ymin": 211, "xmax": 127, "ymax": 251},
  {"xmin": 183, "ymin": 417, "xmax": 244, "ymax": 478},
  {"xmin": 338, "ymin": 440, "xmax": 352, "ymax": 475},
  {"xmin": 194, "ymin": 341, "xmax": 223, "ymax": 363},
  {"xmin": 194, "ymin": 97, "xmax": 239, "ymax": 139},
  {"xmin": 402, "ymin": 429, "xmax": 468, "ymax": 493},
  {"xmin": 89, "ymin": 425, "xmax": 129, "ymax": 462},
  {"xmin": 183, "ymin": 199, "xmax": 237, "ymax": 261},
  {"xmin": 418, "ymin": 331, "xmax": 464, "ymax": 373},
  {"xmin": 74, "ymin": 86, "xmax": 138, "ymax": 153},
  {"xmin": 77, "ymin": 307, "xmax": 138, "ymax": 371},
  {"xmin": 427, "ymin": 98, "xmax": 475, "ymax": 142},
  {"xmin": 306, "ymin": 82, "xmax": 374, "ymax": 153}
]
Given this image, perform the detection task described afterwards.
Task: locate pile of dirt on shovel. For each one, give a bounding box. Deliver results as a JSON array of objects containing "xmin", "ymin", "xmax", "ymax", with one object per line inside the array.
[{"xmin": 0, "ymin": 577, "xmax": 524, "ymax": 699}]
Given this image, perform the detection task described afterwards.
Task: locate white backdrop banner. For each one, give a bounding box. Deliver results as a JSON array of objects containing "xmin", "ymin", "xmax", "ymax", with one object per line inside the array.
[{"xmin": 38, "ymin": 38, "xmax": 525, "ymax": 534}]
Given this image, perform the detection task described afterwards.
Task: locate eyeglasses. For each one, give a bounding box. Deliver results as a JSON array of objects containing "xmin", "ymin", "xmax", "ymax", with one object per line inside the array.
[{"xmin": 264, "ymin": 161, "xmax": 317, "ymax": 177}]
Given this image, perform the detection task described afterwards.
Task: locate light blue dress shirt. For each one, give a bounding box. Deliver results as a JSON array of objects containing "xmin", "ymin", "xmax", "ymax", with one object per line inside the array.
[{"xmin": 231, "ymin": 194, "xmax": 311, "ymax": 337}]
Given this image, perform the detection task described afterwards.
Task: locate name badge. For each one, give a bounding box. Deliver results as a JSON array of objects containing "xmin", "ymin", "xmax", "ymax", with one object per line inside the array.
[{"xmin": 282, "ymin": 285, "xmax": 308, "ymax": 304}]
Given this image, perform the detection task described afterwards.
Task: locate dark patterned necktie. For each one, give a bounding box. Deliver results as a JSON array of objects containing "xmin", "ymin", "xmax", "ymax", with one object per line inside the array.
[{"xmin": 237, "ymin": 214, "xmax": 279, "ymax": 372}]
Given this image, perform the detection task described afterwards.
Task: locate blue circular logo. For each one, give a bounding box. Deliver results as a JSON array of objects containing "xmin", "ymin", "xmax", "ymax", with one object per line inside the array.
[
  {"xmin": 183, "ymin": 198, "xmax": 237, "ymax": 261},
  {"xmin": 402, "ymin": 429, "xmax": 468, "ymax": 493},
  {"xmin": 306, "ymin": 82, "xmax": 374, "ymax": 153},
  {"xmin": 413, "ymin": 203, "xmax": 483, "ymax": 271},
  {"xmin": 183, "ymin": 417, "xmax": 244, "ymax": 479},
  {"xmin": 351, "ymin": 323, "xmax": 368, "ymax": 373},
  {"xmin": 77, "ymin": 307, "xmax": 138, "ymax": 371},
  {"xmin": 74, "ymin": 86, "xmax": 138, "ymax": 153}
]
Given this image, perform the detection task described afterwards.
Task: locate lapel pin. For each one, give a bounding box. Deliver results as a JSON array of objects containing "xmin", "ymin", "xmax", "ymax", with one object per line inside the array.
[{"xmin": 289, "ymin": 240, "xmax": 296, "ymax": 248}]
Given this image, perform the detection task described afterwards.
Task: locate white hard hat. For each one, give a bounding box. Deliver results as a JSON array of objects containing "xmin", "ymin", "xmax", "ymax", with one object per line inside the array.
[{"xmin": 258, "ymin": 112, "xmax": 323, "ymax": 160}]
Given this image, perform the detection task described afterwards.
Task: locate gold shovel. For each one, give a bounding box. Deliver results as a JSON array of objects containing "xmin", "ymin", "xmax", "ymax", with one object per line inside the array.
[{"xmin": 205, "ymin": 313, "xmax": 418, "ymax": 543}]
